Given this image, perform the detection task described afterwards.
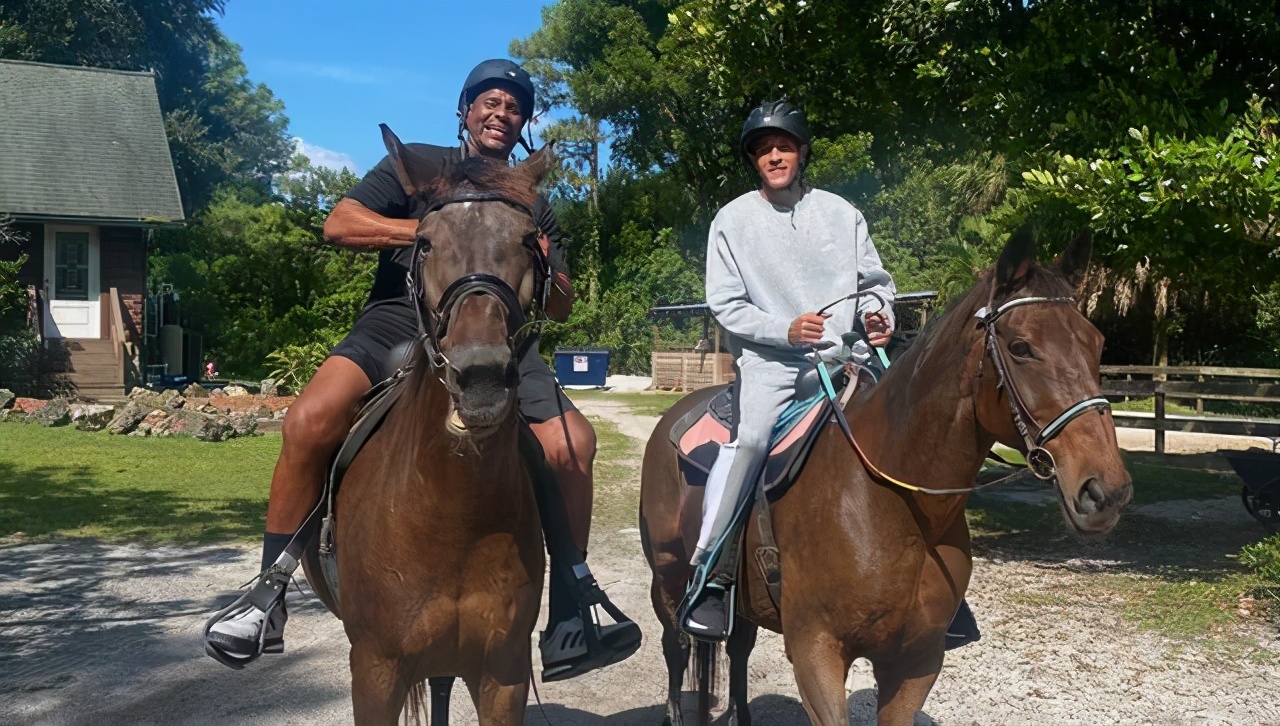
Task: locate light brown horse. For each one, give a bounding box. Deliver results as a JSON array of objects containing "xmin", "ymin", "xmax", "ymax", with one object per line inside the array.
[
  {"xmin": 300, "ymin": 127, "xmax": 555, "ymax": 725},
  {"xmin": 640, "ymin": 230, "xmax": 1133, "ymax": 725}
]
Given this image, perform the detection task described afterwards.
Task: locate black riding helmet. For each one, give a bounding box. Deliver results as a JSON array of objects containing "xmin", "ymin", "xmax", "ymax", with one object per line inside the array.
[{"xmin": 739, "ymin": 100, "xmax": 811, "ymax": 162}]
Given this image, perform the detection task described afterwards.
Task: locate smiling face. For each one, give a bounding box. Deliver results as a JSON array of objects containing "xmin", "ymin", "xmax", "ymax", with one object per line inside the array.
[
  {"xmin": 464, "ymin": 86, "xmax": 526, "ymax": 157},
  {"xmin": 749, "ymin": 131, "xmax": 807, "ymax": 191}
]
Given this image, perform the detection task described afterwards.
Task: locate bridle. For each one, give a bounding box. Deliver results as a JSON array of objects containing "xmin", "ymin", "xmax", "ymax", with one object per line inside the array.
[
  {"xmin": 974, "ymin": 296, "xmax": 1111, "ymax": 481},
  {"xmin": 831, "ymin": 292, "xmax": 1112, "ymax": 494},
  {"xmin": 405, "ymin": 190, "xmax": 551, "ymax": 372}
]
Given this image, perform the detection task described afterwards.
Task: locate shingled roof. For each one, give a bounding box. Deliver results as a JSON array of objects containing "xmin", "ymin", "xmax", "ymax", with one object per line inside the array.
[{"xmin": 0, "ymin": 59, "xmax": 184, "ymax": 224}]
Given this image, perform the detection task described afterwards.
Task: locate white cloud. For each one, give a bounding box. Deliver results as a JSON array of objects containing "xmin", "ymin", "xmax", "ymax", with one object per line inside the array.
[
  {"xmin": 294, "ymin": 138, "xmax": 359, "ymax": 174},
  {"xmin": 265, "ymin": 60, "xmax": 383, "ymax": 86}
]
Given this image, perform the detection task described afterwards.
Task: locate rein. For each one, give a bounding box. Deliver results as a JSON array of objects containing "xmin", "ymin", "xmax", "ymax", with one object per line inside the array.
[
  {"xmin": 406, "ymin": 190, "xmax": 552, "ymax": 371},
  {"xmin": 828, "ymin": 295, "xmax": 1112, "ymax": 495}
]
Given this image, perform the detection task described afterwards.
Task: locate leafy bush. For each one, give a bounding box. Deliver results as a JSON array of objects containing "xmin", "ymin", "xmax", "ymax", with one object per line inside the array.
[{"xmin": 1240, "ymin": 534, "xmax": 1280, "ymax": 611}]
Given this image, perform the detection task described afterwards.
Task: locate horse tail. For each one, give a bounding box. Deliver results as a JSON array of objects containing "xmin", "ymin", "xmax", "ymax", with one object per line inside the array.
[
  {"xmin": 687, "ymin": 640, "xmax": 726, "ymax": 724},
  {"xmin": 403, "ymin": 680, "xmax": 428, "ymax": 726}
]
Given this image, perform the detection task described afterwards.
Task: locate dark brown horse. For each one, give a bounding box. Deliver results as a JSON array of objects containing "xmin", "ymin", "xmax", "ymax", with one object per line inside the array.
[
  {"xmin": 300, "ymin": 127, "xmax": 554, "ymax": 725},
  {"xmin": 640, "ymin": 231, "xmax": 1133, "ymax": 725}
]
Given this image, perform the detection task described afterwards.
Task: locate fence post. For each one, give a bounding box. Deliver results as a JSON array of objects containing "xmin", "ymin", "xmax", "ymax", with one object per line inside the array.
[
  {"xmin": 1195, "ymin": 373, "xmax": 1204, "ymax": 413},
  {"xmin": 1154, "ymin": 390, "xmax": 1166, "ymax": 455}
]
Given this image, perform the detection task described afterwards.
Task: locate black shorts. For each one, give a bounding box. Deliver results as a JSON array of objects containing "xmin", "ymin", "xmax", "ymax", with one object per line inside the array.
[{"xmin": 330, "ymin": 301, "xmax": 576, "ymax": 424}]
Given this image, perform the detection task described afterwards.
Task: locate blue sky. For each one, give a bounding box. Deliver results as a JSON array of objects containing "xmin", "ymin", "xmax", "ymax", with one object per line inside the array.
[{"xmin": 218, "ymin": 0, "xmax": 555, "ymax": 175}]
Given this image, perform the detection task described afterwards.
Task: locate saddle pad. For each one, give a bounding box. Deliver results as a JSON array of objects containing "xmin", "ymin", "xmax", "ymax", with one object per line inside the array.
[{"xmin": 672, "ymin": 391, "xmax": 832, "ymax": 501}]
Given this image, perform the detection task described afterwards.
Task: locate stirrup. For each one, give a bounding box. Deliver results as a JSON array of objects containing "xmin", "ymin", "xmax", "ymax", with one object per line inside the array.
[
  {"xmin": 677, "ymin": 565, "xmax": 735, "ymax": 642},
  {"xmin": 203, "ymin": 554, "xmax": 295, "ymax": 670},
  {"xmin": 541, "ymin": 564, "xmax": 643, "ymax": 682}
]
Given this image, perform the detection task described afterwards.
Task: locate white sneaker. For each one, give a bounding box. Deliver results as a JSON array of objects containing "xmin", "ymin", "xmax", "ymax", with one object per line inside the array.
[{"xmin": 207, "ymin": 603, "xmax": 286, "ymax": 656}]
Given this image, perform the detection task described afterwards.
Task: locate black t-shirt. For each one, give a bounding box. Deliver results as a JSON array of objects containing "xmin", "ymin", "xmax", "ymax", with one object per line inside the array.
[{"xmin": 342, "ymin": 142, "xmax": 568, "ymax": 307}]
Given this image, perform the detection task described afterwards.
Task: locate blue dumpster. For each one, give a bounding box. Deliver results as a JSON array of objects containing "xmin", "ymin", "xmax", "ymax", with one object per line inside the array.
[{"xmin": 554, "ymin": 348, "xmax": 610, "ymax": 388}]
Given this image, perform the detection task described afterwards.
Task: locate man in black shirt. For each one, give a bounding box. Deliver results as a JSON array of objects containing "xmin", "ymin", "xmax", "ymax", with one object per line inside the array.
[{"xmin": 206, "ymin": 59, "xmax": 640, "ymax": 682}]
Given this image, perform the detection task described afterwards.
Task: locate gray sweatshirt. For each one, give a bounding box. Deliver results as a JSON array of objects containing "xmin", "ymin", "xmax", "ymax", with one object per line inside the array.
[{"xmin": 705, "ymin": 188, "xmax": 895, "ymax": 364}]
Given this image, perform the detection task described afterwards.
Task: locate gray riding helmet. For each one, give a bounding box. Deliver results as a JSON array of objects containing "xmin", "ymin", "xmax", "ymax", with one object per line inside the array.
[
  {"xmin": 739, "ymin": 100, "xmax": 811, "ymax": 162},
  {"xmin": 458, "ymin": 59, "xmax": 536, "ymax": 120}
]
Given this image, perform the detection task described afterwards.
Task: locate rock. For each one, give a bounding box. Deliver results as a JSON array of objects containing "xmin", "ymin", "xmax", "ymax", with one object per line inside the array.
[
  {"xmin": 0, "ymin": 389, "xmax": 14, "ymax": 409},
  {"xmin": 29, "ymin": 398, "xmax": 72, "ymax": 427},
  {"xmin": 260, "ymin": 378, "xmax": 279, "ymax": 397},
  {"xmin": 150, "ymin": 409, "xmax": 234, "ymax": 442},
  {"xmin": 198, "ymin": 403, "xmax": 221, "ymax": 415},
  {"xmin": 70, "ymin": 403, "xmax": 116, "ymax": 431},
  {"xmin": 255, "ymin": 405, "xmax": 272, "ymax": 419},
  {"xmin": 222, "ymin": 384, "xmax": 250, "ymax": 397},
  {"xmin": 228, "ymin": 411, "xmax": 258, "ymax": 437},
  {"xmin": 107, "ymin": 402, "xmax": 150, "ymax": 435},
  {"xmin": 183, "ymin": 382, "xmax": 209, "ymax": 399},
  {"xmin": 209, "ymin": 387, "xmax": 226, "ymax": 398},
  {"xmin": 0, "ymin": 409, "xmax": 15, "ymax": 423},
  {"xmin": 127, "ymin": 427, "xmax": 150, "ymax": 437},
  {"xmin": 273, "ymin": 406, "xmax": 289, "ymax": 420},
  {"xmin": 159, "ymin": 389, "xmax": 186, "ymax": 409},
  {"xmin": 127, "ymin": 387, "xmax": 165, "ymax": 409},
  {"xmin": 141, "ymin": 409, "xmax": 169, "ymax": 430},
  {"xmin": 13, "ymin": 397, "xmax": 47, "ymax": 414}
]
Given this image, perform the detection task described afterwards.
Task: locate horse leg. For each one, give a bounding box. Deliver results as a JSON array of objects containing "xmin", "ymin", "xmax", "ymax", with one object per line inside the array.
[
  {"xmin": 873, "ymin": 647, "xmax": 943, "ymax": 726},
  {"xmin": 349, "ymin": 645, "xmax": 410, "ymax": 726},
  {"xmin": 659, "ymin": 622, "xmax": 690, "ymax": 726},
  {"xmin": 787, "ymin": 630, "xmax": 850, "ymax": 726},
  {"xmin": 468, "ymin": 641, "xmax": 532, "ymax": 726},
  {"xmin": 725, "ymin": 621, "xmax": 758, "ymax": 726},
  {"xmin": 428, "ymin": 677, "xmax": 454, "ymax": 725}
]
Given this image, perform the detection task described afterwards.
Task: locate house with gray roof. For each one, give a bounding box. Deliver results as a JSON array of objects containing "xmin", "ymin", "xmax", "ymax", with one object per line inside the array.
[{"xmin": 0, "ymin": 59, "xmax": 185, "ymax": 400}]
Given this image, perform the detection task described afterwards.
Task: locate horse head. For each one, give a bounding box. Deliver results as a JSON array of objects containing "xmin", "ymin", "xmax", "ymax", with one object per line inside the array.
[
  {"xmin": 380, "ymin": 124, "xmax": 554, "ymax": 434},
  {"xmin": 971, "ymin": 229, "xmax": 1132, "ymax": 533}
]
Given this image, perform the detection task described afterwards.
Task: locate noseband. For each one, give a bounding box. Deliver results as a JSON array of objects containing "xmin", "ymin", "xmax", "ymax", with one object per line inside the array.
[
  {"xmin": 974, "ymin": 297, "xmax": 1112, "ymax": 480},
  {"xmin": 405, "ymin": 190, "xmax": 552, "ymax": 370}
]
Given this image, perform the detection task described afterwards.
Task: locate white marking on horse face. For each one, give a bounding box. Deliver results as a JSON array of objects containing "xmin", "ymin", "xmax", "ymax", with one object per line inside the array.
[{"xmin": 463, "ymin": 202, "xmax": 473, "ymax": 209}]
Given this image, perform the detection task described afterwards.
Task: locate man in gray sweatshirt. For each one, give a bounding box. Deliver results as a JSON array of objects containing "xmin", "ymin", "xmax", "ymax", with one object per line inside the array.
[{"xmin": 680, "ymin": 101, "xmax": 896, "ymax": 640}]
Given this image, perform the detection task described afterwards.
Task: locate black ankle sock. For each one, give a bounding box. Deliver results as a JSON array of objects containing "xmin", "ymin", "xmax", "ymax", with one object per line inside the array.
[{"xmin": 261, "ymin": 531, "xmax": 294, "ymax": 573}]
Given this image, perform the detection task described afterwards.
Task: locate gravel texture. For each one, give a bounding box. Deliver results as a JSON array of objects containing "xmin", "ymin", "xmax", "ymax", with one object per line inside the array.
[{"xmin": 1, "ymin": 395, "xmax": 1276, "ymax": 725}]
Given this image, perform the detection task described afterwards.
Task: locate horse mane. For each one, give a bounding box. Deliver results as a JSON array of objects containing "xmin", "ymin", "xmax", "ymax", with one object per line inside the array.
[{"xmin": 424, "ymin": 156, "xmax": 538, "ymax": 209}]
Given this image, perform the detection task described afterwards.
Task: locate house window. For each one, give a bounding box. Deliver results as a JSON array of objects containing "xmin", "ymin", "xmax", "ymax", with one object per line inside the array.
[{"xmin": 55, "ymin": 232, "xmax": 90, "ymax": 301}]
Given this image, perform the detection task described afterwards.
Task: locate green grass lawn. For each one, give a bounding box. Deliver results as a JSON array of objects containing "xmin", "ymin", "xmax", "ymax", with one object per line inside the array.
[{"xmin": 0, "ymin": 425, "xmax": 278, "ymax": 543}]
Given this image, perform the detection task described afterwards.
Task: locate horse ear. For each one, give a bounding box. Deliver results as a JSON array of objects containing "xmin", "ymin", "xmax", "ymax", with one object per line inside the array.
[
  {"xmin": 379, "ymin": 123, "xmax": 433, "ymax": 198},
  {"xmin": 1055, "ymin": 230, "xmax": 1093, "ymax": 289},
  {"xmin": 521, "ymin": 143, "xmax": 556, "ymax": 186},
  {"xmin": 994, "ymin": 227, "xmax": 1035, "ymax": 299}
]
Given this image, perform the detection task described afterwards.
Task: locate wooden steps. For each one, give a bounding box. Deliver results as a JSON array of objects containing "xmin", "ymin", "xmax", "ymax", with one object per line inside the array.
[{"xmin": 56, "ymin": 339, "xmax": 127, "ymax": 403}]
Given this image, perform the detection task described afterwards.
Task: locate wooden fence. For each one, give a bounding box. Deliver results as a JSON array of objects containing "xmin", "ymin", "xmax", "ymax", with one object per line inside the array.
[{"xmin": 1100, "ymin": 366, "xmax": 1280, "ymax": 453}]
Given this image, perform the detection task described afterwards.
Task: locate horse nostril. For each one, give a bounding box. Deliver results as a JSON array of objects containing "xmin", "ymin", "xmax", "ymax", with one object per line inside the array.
[{"xmin": 1075, "ymin": 478, "xmax": 1107, "ymax": 515}]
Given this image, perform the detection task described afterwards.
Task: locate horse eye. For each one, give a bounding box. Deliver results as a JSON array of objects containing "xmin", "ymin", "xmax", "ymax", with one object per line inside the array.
[{"xmin": 1009, "ymin": 339, "xmax": 1034, "ymax": 358}]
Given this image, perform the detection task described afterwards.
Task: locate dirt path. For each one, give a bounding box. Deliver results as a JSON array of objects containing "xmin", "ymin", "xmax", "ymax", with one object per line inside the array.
[{"xmin": 2, "ymin": 398, "xmax": 1277, "ymax": 725}]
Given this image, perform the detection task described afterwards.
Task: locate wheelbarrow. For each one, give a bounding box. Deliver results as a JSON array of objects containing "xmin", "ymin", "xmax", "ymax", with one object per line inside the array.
[{"xmin": 1219, "ymin": 448, "xmax": 1280, "ymax": 531}]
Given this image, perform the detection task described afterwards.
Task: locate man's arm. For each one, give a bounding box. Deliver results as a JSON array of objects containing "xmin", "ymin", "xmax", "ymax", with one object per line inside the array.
[
  {"xmin": 323, "ymin": 198, "xmax": 418, "ymax": 251},
  {"xmin": 706, "ymin": 223, "xmax": 794, "ymax": 348}
]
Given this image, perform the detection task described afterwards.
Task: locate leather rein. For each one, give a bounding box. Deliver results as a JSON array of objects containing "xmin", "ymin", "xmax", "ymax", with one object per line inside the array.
[{"xmin": 405, "ymin": 190, "xmax": 551, "ymax": 371}]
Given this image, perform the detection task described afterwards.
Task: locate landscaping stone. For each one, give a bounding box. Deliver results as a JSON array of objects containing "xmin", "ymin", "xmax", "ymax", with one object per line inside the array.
[
  {"xmin": 0, "ymin": 389, "xmax": 14, "ymax": 409},
  {"xmin": 0, "ymin": 409, "xmax": 15, "ymax": 423},
  {"xmin": 222, "ymin": 384, "xmax": 250, "ymax": 397},
  {"xmin": 70, "ymin": 403, "xmax": 116, "ymax": 431},
  {"xmin": 29, "ymin": 398, "xmax": 72, "ymax": 427},
  {"xmin": 107, "ymin": 402, "xmax": 150, "ymax": 435},
  {"xmin": 228, "ymin": 411, "xmax": 258, "ymax": 437},
  {"xmin": 13, "ymin": 398, "xmax": 47, "ymax": 414},
  {"xmin": 183, "ymin": 382, "xmax": 209, "ymax": 398},
  {"xmin": 273, "ymin": 406, "xmax": 289, "ymax": 420},
  {"xmin": 150, "ymin": 409, "xmax": 235, "ymax": 441},
  {"xmin": 260, "ymin": 378, "xmax": 279, "ymax": 397},
  {"xmin": 159, "ymin": 390, "xmax": 186, "ymax": 409}
]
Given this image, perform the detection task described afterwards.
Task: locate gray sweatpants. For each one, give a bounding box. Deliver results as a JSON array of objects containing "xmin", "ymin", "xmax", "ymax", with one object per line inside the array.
[{"xmin": 696, "ymin": 355, "xmax": 822, "ymax": 557}]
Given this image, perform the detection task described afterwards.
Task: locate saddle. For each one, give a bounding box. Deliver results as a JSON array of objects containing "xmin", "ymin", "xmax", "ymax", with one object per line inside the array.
[{"xmin": 670, "ymin": 365, "xmax": 877, "ymax": 617}]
